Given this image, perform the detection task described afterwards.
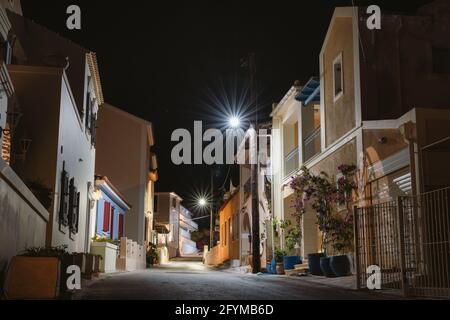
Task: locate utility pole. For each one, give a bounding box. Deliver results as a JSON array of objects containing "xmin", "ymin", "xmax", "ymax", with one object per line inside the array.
[
  {"xmin": 210, "ymin": 167, "xmax": 214, "ymax": 249},
  {"xmin": 249, "ymin": 53, "xmax": 261, "ymax": 274}
]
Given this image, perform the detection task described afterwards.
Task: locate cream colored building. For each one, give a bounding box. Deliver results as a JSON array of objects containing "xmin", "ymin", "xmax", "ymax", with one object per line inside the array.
[
  {"xmin": 272, "ymin": 4, "xmax": 450, "ymax": 259},
  {"xmin": 96, "ymin": 104, "xmax": 158, "ymax": 247}
]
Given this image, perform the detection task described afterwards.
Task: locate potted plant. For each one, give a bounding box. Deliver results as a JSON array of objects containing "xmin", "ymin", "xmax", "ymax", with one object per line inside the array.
[
  {"xmin": 328, "ymin": 214, "xmax": 354, "ymax": 277},
  {"xmin": 93, "ymin": 255, "xmax": 101, "ymax": 275},
  {"xmin": 146, "ymin": 243, "xmax": 159, "ymax": 267},
  {"xmin": 4, "ymin": 245, "xmax": 69, "ymax": 299},
  {"xmin": 328, "ymin": 165, "xmax": 357, "ymax": 277},
  {"xmin": 280, "ymin": 220, "xmax": 303, "ymax": 270},
  {"xmin": 274, "ymin": 249, "xmax": 286, "ymax": 275},
  {"xmin": 308, "ymin": 252, "xmax": 326, "ymax": 276},
  {"xmin": 83, "ymin": 253, "xmax": 95, "ymax": 279},
  {"xmin": 289, "ymin": 165, "xmax": 357, "ymax": 278}
]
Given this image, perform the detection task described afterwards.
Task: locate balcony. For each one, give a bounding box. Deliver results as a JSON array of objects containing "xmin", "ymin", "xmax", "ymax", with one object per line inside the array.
[
  {"xmin": 284, "ymin": 147, "xmax": 299, "ymax": 178},
  {"xmin": 303, "ymin": 127, "xmax": 321, "ymax": 162}
]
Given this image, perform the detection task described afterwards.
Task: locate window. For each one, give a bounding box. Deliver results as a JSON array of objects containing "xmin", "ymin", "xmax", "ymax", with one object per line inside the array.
[
  {"xmin": 68, "ymin": 178, "xmax": 80, "ymax": 234},
  {"xmin": 59, "ymin": 163, "xmax": 69, "ymax": 227},
  {"xmin": 172, "ymin": 198, "xmax": 177, "ymax": 209},
  {"xmin": 333, "ymin": 53, "xmax": 344, "ymax": 101},
  {"xmin": 224, "ymin": 221, "xmax": 227, "ymax": 246},
  {"xmin": 235, "ymin": 211, "xmax": 239, "ymax": 241},
  {"xmin": 231, "ymin": 216, "xmax": 234, "ymax": 241},
  {"xmin": 432, "ymin": 46, "xmax": 450, "ymax": 74}
]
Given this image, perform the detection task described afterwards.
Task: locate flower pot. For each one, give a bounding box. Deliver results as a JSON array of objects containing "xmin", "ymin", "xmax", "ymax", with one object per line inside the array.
[
  {"xmin": 330, "ymin": 255, "xmax": 351, "ymax": 277},
  {"xmin": 83, "ymin": 254, "xmax": 95, "ymax": 279},
  {"xmin": 283, "ymin": 256, "xmax": 302, "ymax": 271},
  {"xmin": 308, "ymin": 253, "xmax": 326, "ymax": 276},
  {"xmin": 266, "ymin": 257, "xmax": 277, "ymax": 274},
  {"xmin": 93, "ymin": 255, "xmax": 101, "ymax": 275},
  {"xmin": 5, "ymin": 256, "xmax": 60, "ymax": 299},
  {"xmin": 276, "ymin": 262, "xmax": 285, "ymax": 275},
  {"xmin": 320, "ymin": 257, "xmax": 335, "ymax": 278}
]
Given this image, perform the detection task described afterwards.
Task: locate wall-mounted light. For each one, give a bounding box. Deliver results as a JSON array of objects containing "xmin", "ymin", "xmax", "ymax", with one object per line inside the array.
[
  {"xmin": 378, "ymin": 137, "xmax": 388, "ymax": 145},
  {"xmin": 20, "ymin": 137, "xmax": 32, "ymax": 155}
]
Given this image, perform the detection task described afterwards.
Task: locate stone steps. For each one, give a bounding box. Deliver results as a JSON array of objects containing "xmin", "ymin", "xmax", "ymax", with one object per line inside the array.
[{"xmin": 284, "ymin": 263, "xmax": 309, "ymax": 277}]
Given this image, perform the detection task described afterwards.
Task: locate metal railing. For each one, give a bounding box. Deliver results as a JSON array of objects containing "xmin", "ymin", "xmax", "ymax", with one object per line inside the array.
[
  {"xmin": 354, "ymin": 187, "xmax": 450, "ymax": 298},
  {"xmin": 284, "ymin": 147, "xmax": 299, "ymax": 178},
  {"xmin": 303, "ymin": 127, "xmax": 321, "ymax": 162}
]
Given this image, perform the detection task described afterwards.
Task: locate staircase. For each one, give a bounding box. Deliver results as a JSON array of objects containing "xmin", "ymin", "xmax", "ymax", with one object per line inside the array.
[
  {"xmin": 284, "ymin": 263, "xmax": 309, "ymax": 277},
  {"xmin": 171, "ymin": 255, "xmax": 203, "ymax": 262}
]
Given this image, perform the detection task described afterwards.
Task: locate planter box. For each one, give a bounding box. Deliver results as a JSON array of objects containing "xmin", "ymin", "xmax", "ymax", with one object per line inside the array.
[
  {"xmin": 90, "ymin": 242, "xmax": 118, "ymax": 273},
  {"xmin": 5, "ymin": 256, "xmax": 60, "ymax": 300}
]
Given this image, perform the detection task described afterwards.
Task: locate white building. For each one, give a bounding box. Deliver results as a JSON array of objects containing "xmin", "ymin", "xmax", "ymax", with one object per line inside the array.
[
  {"xmin": 154, "ymin": 192, "xmax": 183, "ymax": 258},
  {"xmin": 4, "ymin": 11, "xmax": 103, "ymax": 253},
  {"xmin": 179, "ymin": 206, "xmax": 199, "ymax": 256}
]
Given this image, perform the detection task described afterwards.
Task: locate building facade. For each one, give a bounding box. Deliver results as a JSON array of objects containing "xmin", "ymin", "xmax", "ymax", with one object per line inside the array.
[
  {"xmin": 179, "ymin": 206, "xmax": 199, "ymax": 256},
  {"xmin": 2, "ymin": 7, "xmax": 105, "ymax": 253},
  {"xmin": 94, "ymin": 176, "xmax": 131, "ymax": 241},
  {"xmin": 271, "ymin": 3, "xmax": 450, "ymax": 260},
  {"xmin": 154, "ymin": 192, "xmax": 182, "ymax": 258},
  {"xmin": 96, "ymin": 103, "xmax": 158, "ymax": 247}
]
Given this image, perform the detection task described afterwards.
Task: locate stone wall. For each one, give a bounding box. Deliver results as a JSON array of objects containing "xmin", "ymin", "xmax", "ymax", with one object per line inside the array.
[{"xmin": 0, "ymin": 158, "xmax": 49, "ymax": 288}]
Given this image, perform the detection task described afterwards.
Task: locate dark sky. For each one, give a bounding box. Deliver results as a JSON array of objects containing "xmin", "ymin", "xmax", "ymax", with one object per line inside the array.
[{"xmin": 20, "ymin": 0, "xmax": 433, "ymax": 217}]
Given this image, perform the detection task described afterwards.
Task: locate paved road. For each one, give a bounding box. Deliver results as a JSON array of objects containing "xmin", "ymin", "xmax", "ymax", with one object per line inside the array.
[{"xmin": 74, "ymin": 261, "xmax": 390, "ymax": 300}]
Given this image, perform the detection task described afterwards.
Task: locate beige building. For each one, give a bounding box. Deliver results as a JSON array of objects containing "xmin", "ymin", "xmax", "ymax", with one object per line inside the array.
[
  {"xmin": 272, "ymin": 3, "xmax": 450, "ymax": 259},
  {"xmin": 96, "ymin": 103, "xmax": 158, "ymax": 247}
]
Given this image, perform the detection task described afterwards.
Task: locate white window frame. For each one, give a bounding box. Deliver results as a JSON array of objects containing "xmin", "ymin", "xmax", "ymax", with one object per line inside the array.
[{"xmin": 333, "ymin": 52, "xmax": 344, "ymax": 103}]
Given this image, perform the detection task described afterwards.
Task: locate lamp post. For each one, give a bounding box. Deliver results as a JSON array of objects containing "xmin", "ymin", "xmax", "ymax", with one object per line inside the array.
[{"xmin": 198, "ymin": 187, "xmax": 214, "ymax": 250}]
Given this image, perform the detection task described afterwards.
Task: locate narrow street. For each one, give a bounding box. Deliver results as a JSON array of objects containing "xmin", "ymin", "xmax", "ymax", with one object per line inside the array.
[{"xmin": 74, "ymin": 261, "xmax": 390, "ymax": 300}]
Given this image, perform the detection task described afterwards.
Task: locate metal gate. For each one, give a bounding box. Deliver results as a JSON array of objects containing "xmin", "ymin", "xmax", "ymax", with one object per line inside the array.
[{"xmin": 354, "ymin": 187, "xmax": 450, "ymax": 298}]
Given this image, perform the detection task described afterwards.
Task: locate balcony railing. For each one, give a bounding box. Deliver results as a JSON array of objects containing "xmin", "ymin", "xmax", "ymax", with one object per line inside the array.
[
  {"xmin": 304, "ymin": 127, "xmax": 321, "ymax": 162},
  {"xmin": 284, "ymin": 147, "xmax": 299, "ymax": 178}
]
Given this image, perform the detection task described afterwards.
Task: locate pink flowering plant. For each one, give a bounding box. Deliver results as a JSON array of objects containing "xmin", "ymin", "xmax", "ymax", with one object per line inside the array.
[{"xmin": 289, "ymin": 164, "xmax": 357, "ymax": 254}]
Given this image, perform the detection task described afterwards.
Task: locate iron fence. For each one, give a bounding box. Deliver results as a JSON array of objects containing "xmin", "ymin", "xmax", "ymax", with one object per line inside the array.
[{"xmin": 354, "ymin": 187, "xmax": 450, "ymax": 298}]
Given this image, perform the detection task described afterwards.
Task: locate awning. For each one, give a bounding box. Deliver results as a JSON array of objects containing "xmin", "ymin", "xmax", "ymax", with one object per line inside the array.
[
  {"xmin": 422, "ymin": 136, "xmax": 450, "ymax": 152},
  {"xmin": 295, "ymin": 77, "xmax": 320, "ymax": 106},
  {"xmin": 155, "ymin": 224, "xmax": 170, "ymax": 234}
]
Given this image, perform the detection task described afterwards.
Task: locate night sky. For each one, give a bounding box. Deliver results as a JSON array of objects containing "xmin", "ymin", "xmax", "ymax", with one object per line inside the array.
[{"xmin": 20, "ymin": 0, "xmax": 433, "ymax": 217}]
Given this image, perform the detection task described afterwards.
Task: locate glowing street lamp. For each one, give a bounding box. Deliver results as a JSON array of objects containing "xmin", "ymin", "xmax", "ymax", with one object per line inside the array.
[
  {"xmin": 198, "ymin": 198, "xmax": 207, "ymax": 207},
  {"xmin": 229, "ymin": 116, "xmax": 241, "ymax": 129}
]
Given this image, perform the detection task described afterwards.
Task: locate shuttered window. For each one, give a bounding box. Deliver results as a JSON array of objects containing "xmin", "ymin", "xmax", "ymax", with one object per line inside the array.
[
  {"xmin": 68, "ymin": 178, "xmax": 80, "ymax": 234},
  {"xmin": 59, "ymin": 163, "xmax": 69, "ymax": 227},
  {"xmin": 103, "ymin": 202, "xmax": 111, "ymax": 232}
]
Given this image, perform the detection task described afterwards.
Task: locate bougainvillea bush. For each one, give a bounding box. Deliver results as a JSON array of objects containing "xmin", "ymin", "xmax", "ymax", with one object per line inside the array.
[{"xmin": 288, "ymin": 164, "xmax": 358, "ymax": 255}]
